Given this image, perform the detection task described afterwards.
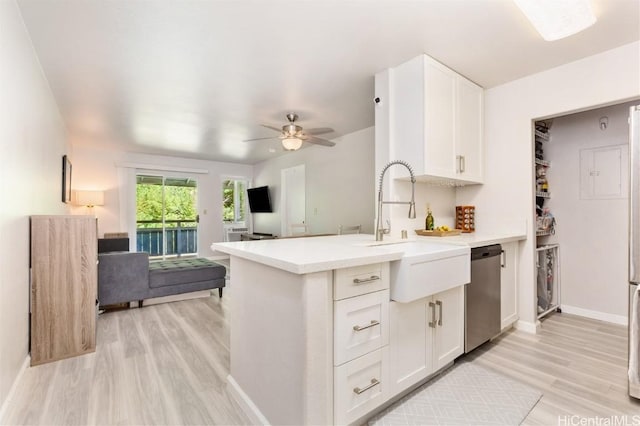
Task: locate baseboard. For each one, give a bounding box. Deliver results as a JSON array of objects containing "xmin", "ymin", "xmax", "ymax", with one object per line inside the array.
[
  {"xmin": 227, "ymin": 375, "xmax": 271, "ymax": 426},
  {"xmin": 560, "ymin": 304, "xmax": 627, "ymax": 326},
  {"xmin": 515, "ymin": 320, "xmax": 540, "ymax": 334},
  {"xmin": 0, "ymin": 355, "xmax": 30, "ymax": 423},
  {"xmin": 141, "ymin": 289, "xmax": 213, "ymax": 307}
]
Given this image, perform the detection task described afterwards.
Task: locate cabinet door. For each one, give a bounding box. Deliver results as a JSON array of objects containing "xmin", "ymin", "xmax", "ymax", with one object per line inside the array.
[
  {"xmin": 456, "ymin": 77, "xmax": 484, "ymax": 183},
  {"xmin": 31, "ymin": 216, "xmax": 97, "ymax": 365},
  {"xmin": 433, "ymin": 286, "xmax": 464, "ymax": 371},
  {"xmin": 390, "ymin": 56, "xmax": 427, "ymax": 176},
  {"xmin": 500, "ymin": 242, "xmax": 519, "ymax": 329},
  {"xmin": 389, "ymin": 300, "xmax": 431, "ymax": 395},
  {"xmin": 424, "ymin": 57, "xmax": 456, "ymax": 179}
]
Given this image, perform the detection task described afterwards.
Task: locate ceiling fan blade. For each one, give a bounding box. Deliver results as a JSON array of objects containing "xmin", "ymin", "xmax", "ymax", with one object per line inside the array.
[
  {"xmin": 305, "ymin": 136, "xmax": 336, "ymax": 147},
  {"xmin": 243, "ymin": 136, "xmax": 278, "ymax": 142},
  {"xmin": 304, "ymin": 127, "xmax": 334, "ymax": 136},
  {"xmin": 260, "ymin": 124, "xmax": 283, "ymax": 132}
]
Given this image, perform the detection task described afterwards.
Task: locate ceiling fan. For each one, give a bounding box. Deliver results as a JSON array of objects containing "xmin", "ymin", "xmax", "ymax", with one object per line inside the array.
[{"xmin": 244, "ymin": 113, "xmax": 336, "ymax": 151}]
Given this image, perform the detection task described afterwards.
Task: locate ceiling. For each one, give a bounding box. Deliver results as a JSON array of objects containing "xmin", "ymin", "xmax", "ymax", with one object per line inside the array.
[{"xmin": 17, "ymin": 0, "xmax": 640, "ymax": 165}]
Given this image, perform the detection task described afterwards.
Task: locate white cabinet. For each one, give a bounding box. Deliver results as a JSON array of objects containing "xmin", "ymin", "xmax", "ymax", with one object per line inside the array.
[
  {"xmin": 433, "ymin": 285, "xmax": 464, "ymax": 370},
  {"xmin": 456, "ymin": 77, "xmax": 484, "ymax": 182},
  {"xmin": 333, "ymin": 264, "xmax": 390, "ymax": 425},
  {"xmin": 334, "ymin": 290, "xmax": 390, "ymax": 366},
  {"xmin": 388, "ymin": 54, "xmax": 484, "ymax": 185},
  {"xmin": 334, "ymin": 347, "xmax": 389, "ymax": 426},
  {"xmin": 334, "ymin": 262, "xmax": 389, "ymax": 300},
  {"xmin": 389, "ymin": 285, "xmax": 464, "ymax": 395},
  {"xmin": 500, "ymin": 242, "xmax": 519, "ymax": 330},
  {"xmin": 389, "ymin": 298, "xmax": 429, "ymax": 392}
]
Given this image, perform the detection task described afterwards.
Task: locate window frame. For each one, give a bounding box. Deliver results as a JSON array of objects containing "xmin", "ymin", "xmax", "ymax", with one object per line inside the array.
[{"xmin": 222, "ymin": 177, "xmax": 249, "ymax": 224}]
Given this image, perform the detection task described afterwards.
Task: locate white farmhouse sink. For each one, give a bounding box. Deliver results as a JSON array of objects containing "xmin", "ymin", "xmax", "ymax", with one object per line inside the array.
[{"xmin": 388, "ymin": 241, "xmax": 470, "ymax": 303}]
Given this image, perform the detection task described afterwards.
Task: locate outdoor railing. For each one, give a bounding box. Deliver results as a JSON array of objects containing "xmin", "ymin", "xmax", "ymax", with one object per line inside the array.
[{"xmin": 136, "ymin": 219, "xmax": 197, "ymax": 257}]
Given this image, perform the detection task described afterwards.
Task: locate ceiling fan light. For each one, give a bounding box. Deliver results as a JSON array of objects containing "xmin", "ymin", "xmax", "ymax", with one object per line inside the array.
[
  {"xmin": 513, "ymin": 0, "xmax": 596, "ymax": 41},
  {"xmin": 282, "ymin": 137, "xmax": 303, "ymax": 151}
]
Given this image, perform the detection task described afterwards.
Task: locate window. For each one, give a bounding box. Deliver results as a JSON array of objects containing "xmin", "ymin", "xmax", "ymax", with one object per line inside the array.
[
  {"xmin": 136, "ymin": 174, "xmax": 198, "ymax": 258},
  {"xmin": 223, "ymin": 178, "xmax": 247, "ymax": 223}
]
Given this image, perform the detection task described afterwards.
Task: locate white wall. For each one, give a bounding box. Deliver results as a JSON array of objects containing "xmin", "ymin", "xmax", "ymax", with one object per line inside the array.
[
  {"xmin": 379, "ymin": 180, "xmax": 457, "ymax": 237},
  {"xmin": 544, "ymin": 102, "xmax": 636, "ymax": 322},
  {"xmin": 71, "ymin": 145, "xmax": 253, "ymax": 255},
  {"xmin": 456, "ymin": 41, "xmax": 640, "ymax": 329},
  {"xmin": 0, "ymin": 1, "xmax": 70, "ymax": 413},
  {"xmin": 252, "ymin": 127, "xmax": 376, "ymax": 236}
]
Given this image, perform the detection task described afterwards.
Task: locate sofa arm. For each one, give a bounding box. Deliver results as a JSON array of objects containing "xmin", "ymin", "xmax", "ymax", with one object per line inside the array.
[{"xmin": 98, "ymin": 252, "xmax": 150, "ymax": 306}]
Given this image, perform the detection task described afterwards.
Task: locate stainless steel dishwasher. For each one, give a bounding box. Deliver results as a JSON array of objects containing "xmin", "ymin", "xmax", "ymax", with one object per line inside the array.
[{"xmin": 465, "ymin": 244, "xmax": 502, "ymax": 353}]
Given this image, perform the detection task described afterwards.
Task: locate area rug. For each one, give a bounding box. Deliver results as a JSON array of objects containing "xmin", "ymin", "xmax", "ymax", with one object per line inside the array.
[{"xmin": 368, "ymin": 361, "xmax": 542, "ymax": 426}]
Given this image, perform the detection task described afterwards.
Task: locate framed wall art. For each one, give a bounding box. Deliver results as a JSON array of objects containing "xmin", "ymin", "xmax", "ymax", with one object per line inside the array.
[{"xmin": 62, "ymin": 155, "xmax": 72, "ymax": 203}]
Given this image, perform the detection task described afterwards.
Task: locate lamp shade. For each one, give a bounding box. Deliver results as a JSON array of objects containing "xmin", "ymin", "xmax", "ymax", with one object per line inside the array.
[
  {"xmin": 282, "ymin": 137, "xmax": 303, "ymax": 151},
  {"xmin": 73, "ymin": 190, "xmax": 104, "ymax": 207}
]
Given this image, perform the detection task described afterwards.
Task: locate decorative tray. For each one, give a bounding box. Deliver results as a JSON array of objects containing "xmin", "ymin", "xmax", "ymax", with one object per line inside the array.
[{"xmin": 415, "ymin": 229, "xmax": 462, "ymax": 237}]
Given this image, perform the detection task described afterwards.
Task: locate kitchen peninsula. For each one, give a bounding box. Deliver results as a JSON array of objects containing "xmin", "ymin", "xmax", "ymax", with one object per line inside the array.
[{"xmin": 211, "ymin": 232, "xmax": 524, "ymax": 425}]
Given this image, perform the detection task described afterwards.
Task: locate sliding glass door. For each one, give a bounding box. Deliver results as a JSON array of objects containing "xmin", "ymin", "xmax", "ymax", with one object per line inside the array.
[{"xmin": 136, "ymin": 174, "xmax": 198, "ymax": 259}]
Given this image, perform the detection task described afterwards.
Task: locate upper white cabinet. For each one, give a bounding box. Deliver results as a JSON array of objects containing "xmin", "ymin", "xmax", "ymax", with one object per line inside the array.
[
  {"xmin": 384, "ymin": 54, "xmax": 484, "ymax": 185},
  {"xmin": 455, "ymin": 77, "xmax": 484, "ymax": 182}
]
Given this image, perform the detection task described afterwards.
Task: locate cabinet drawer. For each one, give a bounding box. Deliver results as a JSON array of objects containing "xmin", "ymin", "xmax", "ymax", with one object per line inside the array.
[
  {"xmin": 334, "ymin": 290, "xmax": 389, "ymax": 365},
  {"xmin": 334, "ymin": 347, "xmax": 389, "ymax": 425},
  {"xmin": 334, "ymin": 263, "xmax": 389, "ymax": 300}
]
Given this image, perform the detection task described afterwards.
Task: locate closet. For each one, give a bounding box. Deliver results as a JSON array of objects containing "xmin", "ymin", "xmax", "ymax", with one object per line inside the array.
[
  {"xmin": 534, "ymin": 121, "xmax": 561, "ymax": 319},
  {"xmin": 532, "ymin": 101, "xmax": 636, "ymax": 323}
]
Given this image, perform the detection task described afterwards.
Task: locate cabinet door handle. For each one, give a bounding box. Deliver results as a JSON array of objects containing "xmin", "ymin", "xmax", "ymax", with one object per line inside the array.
[
  {"xmin": 501, "ymin": 250, "xmax": 506, "ymax": 268},
  {"xmin": 436, "ymin": 300, "xmax": 443, "ymax": 326},
  {"xmin": 428, "ymin": 301, "xmax": 436, "ymax": 328},
  {"xmin": 353, "ymin": 320, "xmax": 380, "ymax": 332},
  {"xmin": 353, "ymin": 378, "xmax": 380, "ymax": 395},
  {"xmin": 460, "ymin": 155, "xmax": 466, "ymax": 173},
  {"xmin": 456, "ymin": 155, "xmax": 461, "ymax": 173},
  {"xmin": 353, "ymin": 275, "xmax": 380, "ymax": 284}
]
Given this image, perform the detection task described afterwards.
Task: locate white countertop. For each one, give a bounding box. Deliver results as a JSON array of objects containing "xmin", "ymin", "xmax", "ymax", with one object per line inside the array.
[
  {"xmin": 413, "ymin": 232, "xmax": 526, "ymax": 248},
  {"xmin": 211, "ymin": 234, "xmax": 404, "ymax": 274},
  {"xmin": 211, "ymin": 232, "xmax": 525, "ymax": 275}
]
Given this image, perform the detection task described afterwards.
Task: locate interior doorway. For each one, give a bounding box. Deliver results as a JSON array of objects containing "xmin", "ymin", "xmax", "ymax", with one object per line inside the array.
[
  {"xmin": 281, "ymin": 165, "xmax": 306, "ymax": 237},
  {"xmin": 533, "ymin": 100, "xmax": 639, "ymax": 324}
]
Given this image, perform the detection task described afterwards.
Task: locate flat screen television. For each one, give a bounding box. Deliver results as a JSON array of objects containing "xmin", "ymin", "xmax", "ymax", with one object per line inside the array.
[{"xmin": 247, "ymin": 186, "xmax": 273, "ymax": 213}]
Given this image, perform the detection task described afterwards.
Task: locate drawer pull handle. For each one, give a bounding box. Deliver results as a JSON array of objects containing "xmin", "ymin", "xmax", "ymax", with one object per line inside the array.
[
  {"xmin": 353, "ymin": 378, "xmax": 380, "ymax": 395},
  {"xmin": 353, "ymin": 320, "xmax": 380, "ymax": 332},
  {"xmin": 353, "ymin": 275, "xmax": 380, "ymax": 284}
]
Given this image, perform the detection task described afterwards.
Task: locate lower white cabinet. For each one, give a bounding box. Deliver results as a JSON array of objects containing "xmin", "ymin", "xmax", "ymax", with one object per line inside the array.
[
  {"xmin": 334, "ymin": 263, "xmax": 389, "ymax": 300},
  {"xmin": 389, "ymin": 285, "xmax": 464, "ymax": 395},
  {"xmin": 433, "ymin": 285, "xmax": 465, "ymax": 369},
  {"xmin": 334, "ymin": 290, "xmax": 390, "ymax": 366},
  {"xmin": 500, "ymin": 242, "xmax": 519, "ymax": 329},
  {"xmin": 334, "ymin": 347, "xmax": 389, "ymax": 425},
  {"xmin": 333, "ymin": 264, "xmax": 391, "ymax": 425}
]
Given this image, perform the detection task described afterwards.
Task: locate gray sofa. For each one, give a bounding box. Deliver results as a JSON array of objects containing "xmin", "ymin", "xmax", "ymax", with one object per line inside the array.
[{"xmin": 98, "ymin": 252, "xmax": 226, "ymax": 307}]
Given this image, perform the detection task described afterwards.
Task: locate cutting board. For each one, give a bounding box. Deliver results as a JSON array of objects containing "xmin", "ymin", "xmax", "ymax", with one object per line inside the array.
[{"xmin": 415, "ymin": 229, "xmax": 462, "ymax": 237}]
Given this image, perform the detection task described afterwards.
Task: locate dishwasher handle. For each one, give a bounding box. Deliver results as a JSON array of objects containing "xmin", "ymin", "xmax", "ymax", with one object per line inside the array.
[{"xmin": 471, "ymin": 244, "xmax": 502, "ymax": 261}]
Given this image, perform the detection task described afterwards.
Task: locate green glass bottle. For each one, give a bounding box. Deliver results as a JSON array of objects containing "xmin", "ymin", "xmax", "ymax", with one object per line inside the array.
[{"xmin": 426, "ymin": 208, "xmax": 434, "ymax": 231}]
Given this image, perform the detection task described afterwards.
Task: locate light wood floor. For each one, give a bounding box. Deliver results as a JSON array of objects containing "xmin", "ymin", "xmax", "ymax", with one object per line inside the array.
[
  {"xmin": 468, "ymin": 313, "xmax": 640, "ymax": 424},
  {"xmin": 2, "ymin": 294, "xmax": 251, "ymax": 426},
  {"xmin": 3, "ymin": 296, "xmax": 639, "ymax": 425}
]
